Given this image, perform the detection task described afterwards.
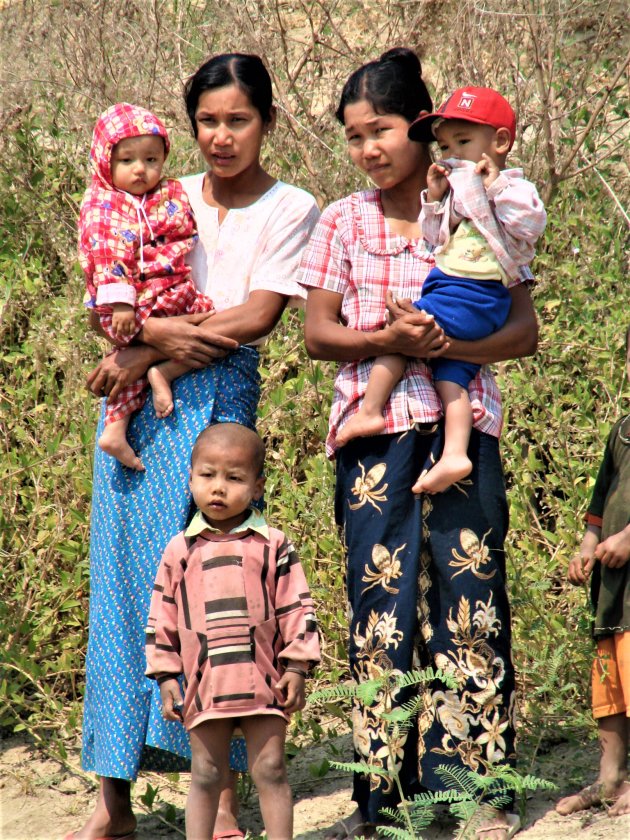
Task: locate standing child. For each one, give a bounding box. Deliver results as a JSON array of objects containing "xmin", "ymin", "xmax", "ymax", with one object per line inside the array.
[
  {"xmin": 79, "ymin": 102, "xmax": 214, "ymax": 471},
  {"xmin": 145, "ymin": 422, "xmax": 320, "ymax": 840},
  {"xmin": 556, "ymin": 326, "xmax": 630, "ymax": 818},
  {"xmin": 337, "ymin": 87, "xmax": 546, "ymax": 496}
]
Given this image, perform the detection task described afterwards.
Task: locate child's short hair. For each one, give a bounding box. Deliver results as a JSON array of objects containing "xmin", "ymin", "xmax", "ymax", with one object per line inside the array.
[{"xmin": 191, "ymin": 423, "xmax": 265, "ymax": 476}]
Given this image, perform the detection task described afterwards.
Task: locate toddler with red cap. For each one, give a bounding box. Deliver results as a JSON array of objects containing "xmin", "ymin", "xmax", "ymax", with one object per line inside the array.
[
  {"xmin": 337, "ymin": 86, "xmax": 546, "ymax": 496},
  {"xmin": 79, "ymin": 103, "xmax": 214, "ymax": 471}
]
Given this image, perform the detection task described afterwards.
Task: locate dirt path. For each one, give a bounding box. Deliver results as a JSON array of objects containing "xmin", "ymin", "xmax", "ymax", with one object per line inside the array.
[{"xmin": 1, "ymin": 733, "xmax": 628, "ymax": 839}]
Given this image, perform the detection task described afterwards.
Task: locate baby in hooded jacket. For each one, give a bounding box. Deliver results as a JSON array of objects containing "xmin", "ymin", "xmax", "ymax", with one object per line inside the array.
[{"xmin": 79, "ymin": 102, "xmax": 214, "ymax": 470}]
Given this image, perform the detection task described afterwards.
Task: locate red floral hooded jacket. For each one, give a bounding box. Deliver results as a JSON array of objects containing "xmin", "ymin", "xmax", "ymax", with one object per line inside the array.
[{"xmin": 78, "ymin": 102, "xmax": 197, "ymax": 310}]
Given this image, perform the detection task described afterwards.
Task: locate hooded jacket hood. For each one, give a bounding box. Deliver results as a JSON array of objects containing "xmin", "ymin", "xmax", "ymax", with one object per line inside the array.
[{"xmin": 90, "ymin": 102, "xmax": 170, "ymax": 190}]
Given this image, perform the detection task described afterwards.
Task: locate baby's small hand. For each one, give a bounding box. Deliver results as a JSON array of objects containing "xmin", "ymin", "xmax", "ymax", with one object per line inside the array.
[
  {"xmin": 567, "ymin": 550, "xmax": 595, "ymax": 585},
  {"xmin": 276, "ymin": 671, "xmax": 306, "ymax": 714},
  {"xmin": 158, "ymin": 678, "xmax": 185, "ymax": 721},
  {"xmin": 111, "ymin": 304, "xmax": 136, "ymax": 338},
  {"xmin": 426, "ymin": 162, "xmax": 450, "ymax": 203},
  {"xmin": 475, "ymin": 153, "xmax": 500, "ymax": 189}
]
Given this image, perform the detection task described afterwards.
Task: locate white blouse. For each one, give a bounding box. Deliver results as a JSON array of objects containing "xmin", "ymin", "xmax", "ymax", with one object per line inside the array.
[{"xmin": 182, "ymin": 174, "xmax": 319, "ymax": 330}]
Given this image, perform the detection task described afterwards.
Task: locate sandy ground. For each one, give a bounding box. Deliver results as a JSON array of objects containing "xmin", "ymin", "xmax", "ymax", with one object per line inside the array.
[{"xmin": 1, "ymin": 732, "xmax": 629, "ymax": 840}]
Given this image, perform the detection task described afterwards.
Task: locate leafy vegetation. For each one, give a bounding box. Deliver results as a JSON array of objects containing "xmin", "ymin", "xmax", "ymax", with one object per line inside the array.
[{"xmin": 0, "ymin": 0, "xmax": 628, "ymax": 830}]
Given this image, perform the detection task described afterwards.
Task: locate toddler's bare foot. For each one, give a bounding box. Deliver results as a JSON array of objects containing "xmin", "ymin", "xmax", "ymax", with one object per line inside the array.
[
  {"xmin": 336, "ymin": 412, "xmax": 386, "ymax": 447},
  {"xmin": 99, "ymin": 427, "xmax": 144, "ymax": 471},
  {"xmin": 147, "ymin": 366, "xmax": 175, "ymax": 419},
  {"xmin": 412, "ymin": 453, "xmax": 472, "ymax": 494}
]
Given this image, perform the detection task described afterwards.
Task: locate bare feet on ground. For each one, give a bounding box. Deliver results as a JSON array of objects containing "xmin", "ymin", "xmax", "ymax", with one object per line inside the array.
[
  {"xmin": 336, "ymin": 413, "xmax": 386, "ymax": 447},
  {"xmin": 98, "ymin": 426, "xmax": 144, "ymax": 471},
  {"xmin": 556, "ymin": 779, "xmax": 630, "ymax": 816},
  {"xmin": 147, "ymin": 366, "xmax": 175, "ymax": 419},
  {"xmin": 412, "ymin": 453, "xmax": 472, "ymax": 494},
  {"xmin": 325, "ymin": 808, "xmax": 377, "ymax": 839},
  {"xmin": 66, "ymin": 806, "xmax": 136, "ymax": 840},
  {"xmin": 474, "ymin": 809, "xmax": 520, "ymax": 840}
]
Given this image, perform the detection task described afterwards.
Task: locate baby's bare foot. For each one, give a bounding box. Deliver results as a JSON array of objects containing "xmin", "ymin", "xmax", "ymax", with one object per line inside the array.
[
  {"xmin": 99, "ymin": 427, "xmax": 144, "ymax": 471},
  {"xmin": 148, "ymin": 366, "xmax": 175, "ymax": 419},
  {"xmin": 412, "ymin": 454, "xmax": 472, "ymax": 494},
  {"xmin": 336, "ymin": 412, "xmax": 386, "ymax": 447}
]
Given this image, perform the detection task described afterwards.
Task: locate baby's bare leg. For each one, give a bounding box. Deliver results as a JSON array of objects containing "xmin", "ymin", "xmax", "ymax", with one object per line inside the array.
[
  {"xmin": 336, "ymin": 354, "xmax": 406, "ymax": 446},
  {"xmin": 98, "ymin": 416, "xmax": 144, "ymax": 471},
  {"xmin": 556, "ymin": 713, "xmax": 628, "ymax": 815},
  {"xmin": 413, "ymin": 380, "xmax": 472, "ymax": 494},
  {"xmin": 147, "ymin": 360, "xmax": 191, "ymax": 419},
  {"xmin": 186, "ymin": 718, "xmax": 234, "ymax": 839},
  {"xmin": 240, "ymin": 715, "xmax": 292, "ymax": 840}
]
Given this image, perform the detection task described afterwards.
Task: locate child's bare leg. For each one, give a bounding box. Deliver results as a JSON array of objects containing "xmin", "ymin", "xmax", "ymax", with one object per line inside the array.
[
  {"xmin": 186, "ymin": 718, "xmax": 234, "ymax": 839},
  {"xmin": 336, "ymin": 354, "xmax": 406, "ymax": 446},
  {"xmin": 98, "ymin": 416, "xmax": 144, "ymax": 471},
  {"xmin": 240, "ymin": 715, "xmax": 292, "ymax": 840},
  {"xmin": 556, "ymin": 713, "xmax": 629, "ymax": 815},
  {"xmin": 147, "ymin": 360, "xmax": 191, "ymax": 419},
  {"xmin": 413, "ymin": 380, "xmax": 472, "ymax": 494},
  {"xmin": 212, "ymin": 771, "xmax": 242, "ymax": 838}
]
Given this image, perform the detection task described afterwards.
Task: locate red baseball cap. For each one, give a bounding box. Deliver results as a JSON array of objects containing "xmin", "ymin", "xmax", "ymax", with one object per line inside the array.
[{"xmin": 408, "ymin": 87, "xmax": 516, "ymax": 149}]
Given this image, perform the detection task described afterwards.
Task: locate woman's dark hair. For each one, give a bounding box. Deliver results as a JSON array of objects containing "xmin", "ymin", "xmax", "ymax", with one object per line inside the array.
[
  {"xmin": 336, "ymin": 47, "xmax": 432, "ymax": 126},
  {"xmin": 185, "ymin": 53, "xmax": 273, "ymax": 136}
]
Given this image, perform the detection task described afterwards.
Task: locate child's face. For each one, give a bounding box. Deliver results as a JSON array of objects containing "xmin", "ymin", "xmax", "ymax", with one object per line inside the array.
[
  {"xmin": 194, "ymin": 84, "xmax": 272, "ymax": 180},
  {"xmin": 434, "ymin": 119, "xmax": 504, "ymax": 167},
  {"xmin": 189, "ymin": 441, "xmax": 264, "ymax": 533},
  {"xmin": 343, "ymin": 99, "xmax": 429, "ymax": 192},
  {"xmin": 111, "ymin": 135, "xmax": 166, "ymax": 195}
]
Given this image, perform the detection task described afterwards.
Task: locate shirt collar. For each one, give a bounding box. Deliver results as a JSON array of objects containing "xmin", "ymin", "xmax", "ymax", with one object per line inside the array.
[
  {"xmin": 185, "ymin": 508, "xmax": 269, "ymax": 540},
  {"xmin": 352, "ymin": 189, "xmax": 418, "ymax": 256}
]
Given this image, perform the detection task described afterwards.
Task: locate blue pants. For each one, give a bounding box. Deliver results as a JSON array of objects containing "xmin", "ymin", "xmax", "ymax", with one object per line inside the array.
[{"xmin": 414, "ymin": 268, "xmax": 511, "ymax": 388}]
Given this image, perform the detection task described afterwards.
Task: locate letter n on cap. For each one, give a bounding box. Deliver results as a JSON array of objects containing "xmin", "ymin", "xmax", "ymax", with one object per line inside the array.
[{"xmin": 458, "ymin": 92, "xmax": 476, "ymax": 111}]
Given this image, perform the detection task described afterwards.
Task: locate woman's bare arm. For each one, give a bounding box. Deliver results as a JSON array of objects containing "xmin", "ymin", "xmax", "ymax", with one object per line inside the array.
[
  {"xmin": 444, "ymin": 283, "xmax": 538, "ymax": 364},
  {"xmin": 304, "ymin": 287, "xmax": 446, "ymax": 362},
  {"xmin": 387, "ymin": 283, "xmax": 538, "ymax": 365},
  {"xmin": 140, "ymin": 290, "xmax": 287, "ymax": 360}
]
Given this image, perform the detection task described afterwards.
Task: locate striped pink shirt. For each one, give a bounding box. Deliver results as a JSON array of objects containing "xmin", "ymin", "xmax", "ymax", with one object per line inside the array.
[
  {"xmin": 145, "ymin": 522, "xmax": 320, "ymax": 729},
  {"xmin": 300, "ymin": 189, "xmax": 524, "ymax": 458}
]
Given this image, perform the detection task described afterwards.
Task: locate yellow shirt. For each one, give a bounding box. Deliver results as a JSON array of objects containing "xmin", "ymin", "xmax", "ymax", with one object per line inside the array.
[{"xmin": 435, "ymin": 220, "xmax": 507, "ymax": 284}]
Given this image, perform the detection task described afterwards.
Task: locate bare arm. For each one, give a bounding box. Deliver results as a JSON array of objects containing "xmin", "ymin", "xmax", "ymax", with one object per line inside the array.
[
  {"xmin": 389, "ymin": 283, "xmax": 538, "ymax": 366},
  {"xmin": 140, "ymin": 290, "xmax": 287, "ymax": 360},
  {"xmin": 304, "ymin": 287, "xmax": 446, "ymax": 363}
]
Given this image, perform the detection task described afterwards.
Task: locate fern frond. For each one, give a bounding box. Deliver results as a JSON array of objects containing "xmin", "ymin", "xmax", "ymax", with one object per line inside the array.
[
  {"xmin": 375, "ymin": 826, "xmax": 417, "ymax": 839},
  {"xmin": 330, "ymin": 759, "xmax": 389, "ymax": 777},
  {"xmin": 435, "ymin": 764, "xmax": 480, "ymax": 797}
]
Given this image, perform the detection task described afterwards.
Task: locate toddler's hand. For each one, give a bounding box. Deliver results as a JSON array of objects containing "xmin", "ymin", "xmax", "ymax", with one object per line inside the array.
[
  {"xmin": 426, "ymin": 162, "xmax": 450, "ymax": 203},
  {"xmin": 158, "ymin": 678, "xmax": 185, "ymax": 721},
  {"xmin": 475, "ymin": 153, "xmax": 500, "ymax": 189},
  {"xmin": 276, "ymin": 671, "xmax": 306, "ymax": 714},
  {"xmin": 567, "ymin": 550, "xmax": 596, "ymax": 585},
  {"xmin": 595, "ymin": 526, "xmax": 630, "ymax": 569},
  {"xmin": 112, "ymin": 304, "xmax": 137, "ymax": 338}
]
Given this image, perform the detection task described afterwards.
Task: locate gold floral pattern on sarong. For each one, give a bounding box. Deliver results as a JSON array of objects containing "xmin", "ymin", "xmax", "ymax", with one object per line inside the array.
[
  {"xmin": 361, "ymin": 543, "xmax": 405, "ymax": 594},
  {"xmin": 352, "ymin": 608, "xmax": 406, "ymax": 793},
  {"xmin": 348, "ymin": 461, "xmax": 388, "ymax": 512},
  {"xmin": 430, "ymin": 592, "xmax": 512, "ymax": 772},
  {"xmin": 450, "ymin": 527, "xmax": 496, "ymax": 579}
]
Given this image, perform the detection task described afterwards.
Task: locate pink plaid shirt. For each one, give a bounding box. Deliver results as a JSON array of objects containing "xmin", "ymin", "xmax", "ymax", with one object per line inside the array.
[
  {"xmin": 300, "ymin": 190, "xmax": 525, "ymax": 458},
  {"xmin": 421, "ymin": 162, "xmax": 546, "ymax": 283}
]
